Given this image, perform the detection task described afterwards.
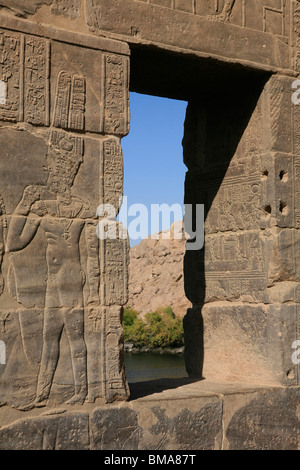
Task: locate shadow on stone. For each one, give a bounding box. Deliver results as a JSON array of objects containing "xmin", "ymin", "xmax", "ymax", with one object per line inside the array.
[
  {"xmin": 128, "ymin": 376, "xmax": 204, "ymax": 400},
  {"xmin": 182, "ymin": 74, "xmax": 271, "ymax": 379}
]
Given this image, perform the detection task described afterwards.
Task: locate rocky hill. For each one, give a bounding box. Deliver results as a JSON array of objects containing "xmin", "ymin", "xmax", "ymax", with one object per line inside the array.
[{"xmin": 127, "ymin": 221, "xmax": 192, "ymax": 318}]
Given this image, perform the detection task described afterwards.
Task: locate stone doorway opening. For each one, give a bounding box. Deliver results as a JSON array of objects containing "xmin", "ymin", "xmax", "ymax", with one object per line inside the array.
[{"xmin": 121, "ymin": 90, "xmax": 188, "ymax": 385}]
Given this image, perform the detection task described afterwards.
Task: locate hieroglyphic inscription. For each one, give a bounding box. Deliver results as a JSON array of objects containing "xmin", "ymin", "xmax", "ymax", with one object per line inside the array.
[
  {"xmin": 0, "ymin": 30, "xmax": 21, "ymax": 122},
  {"xmin": 100, "ymin": 235, "xmax": 129, "ymax": 307},
  {"xmin": 292, "ymin": 0, "xmax": 300, "ymax": 230},
  {"xmin": 69, "ymin": 75, "xmax": 86, "ymax": 131},
  {"xmin": 50, "ymin": 128, "xmax": 84, "ymax": 163},
  {"xmin": 103, "ymin": 54, "xmax": 129, "ymax": 136},
  {"xmin": 294, "ymin": 98, "xmax": 300, "ymax": 156},
  {"xmin": 0, "ymin": 30, "xmax": 50, "ymax": 125},
  {"xmin": 24, "ymin": 36, "xmax": 50, "ymax": 126},
  {"xmin": 2, "ymin": 65, "xmax": 92, "ymax": 407},
  {"xmin": 0, "ymin": 24, "xmax": 131, "ymax": 410},
  {"xmin": 53, "ymin": 70, "xmax": 71, "ymax": 128},
  {"xmin": 100, "ymin": 138, "xmax": 123, "ymax": 212},
  {"xmin": 294, "ymin": 158, "xmax": 300, "ymax": 228},
  {"xmin": 85, "ymin": 306, "xmax": 104, "ymax": 402},
  {"xmin": 293, "ymin": 0, "xmax": 300, "ymax": 211},
  {"xmin": 293, "ymin": 2, "xmax": 300, "ymax": 230},
  {"xmin": 294, "ymin": 2, "xmax": 300, "ymax": 72},
  {"xmin": 53, "ymin": 71, "xmax": 86, "ymax": 131},
  {"xmin": 205, "ymin": 232, "xmax": 264, "ymax": 272},
  {"xmin": 202, "ymin": 151, "xmax": 265, "ymax": 301},
  {"xmin": 87, "ymin": 307, "xmax": 103, "ymax": 334},
  {"xmin": 205, "ymin": 272, "xmax": 266, "ymax": 302},
  {"xmin": 205, "ymin": 176, "xmax": 261, "ymax": 234},
  {"xmin": 205, "ymin": 228, "xmax": 266, "ymax": 301},
  {"xmin": 84, "ymin": 224, "xmax": 100, "ymax": 306},
  {"xmin": 104, "ymin": 305, "xmax": 128, "ymax": 396}
]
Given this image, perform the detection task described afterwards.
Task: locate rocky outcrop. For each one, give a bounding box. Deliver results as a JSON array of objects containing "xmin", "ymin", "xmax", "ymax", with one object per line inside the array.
[{"xmin": 127, "ymin": 222, "xmax": 192, "ymax": 318}]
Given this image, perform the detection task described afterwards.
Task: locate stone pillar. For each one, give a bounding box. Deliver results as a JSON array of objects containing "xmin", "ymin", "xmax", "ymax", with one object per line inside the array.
[
  {"xmin": 0, "ymin": 18, "xmax": 130, "ymax": 410},
  {"xmin": 183, "ymin": 72, "xmax": 300, "ymax": 386}
]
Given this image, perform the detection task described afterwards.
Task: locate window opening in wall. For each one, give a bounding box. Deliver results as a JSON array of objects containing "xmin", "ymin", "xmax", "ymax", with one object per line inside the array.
[{"xmin": 119, "ymin": 92, "xmax": 188, "ymax": 383}]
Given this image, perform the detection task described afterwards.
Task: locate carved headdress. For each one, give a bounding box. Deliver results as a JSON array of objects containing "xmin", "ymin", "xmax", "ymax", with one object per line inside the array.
[{"xmin": 46, "ymin": 69, "xmax": 86, "ymax": 188}]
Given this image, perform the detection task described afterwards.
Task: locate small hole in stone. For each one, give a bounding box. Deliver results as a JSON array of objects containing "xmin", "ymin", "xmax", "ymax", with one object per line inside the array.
[
  {"xmin": 261, "ymin": 169, "xmax": 269, "ymax": 180},
  {"xmin": 279, "ymin": 170, "xmax": 288, "ymax": 182},
  {"xmin": 279, "ymin": 201, "xmax": 288, "ymax": 215},
  {"xmin": 264, "ymin": 204, "xmax": 272, "ymax": 214}
]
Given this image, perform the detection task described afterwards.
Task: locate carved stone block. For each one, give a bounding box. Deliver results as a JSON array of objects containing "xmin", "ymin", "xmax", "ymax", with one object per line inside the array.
[
  {"xmin": 102, "ymin": 54, "xmax": 130, "ymax": 136},
  {"xmin": 0, "ymin": 23, "xmax": 130, "ymax": 417},
  {"xmin": 100, "ymin": 233, "xmax": 129, "ymax": 307},
  {"xmin": 183, "ymin": 74, "xmax": 300, "ymax": 385},
  {"xmin": 90, "ymin": 407, "xmax": 139, "ymax": 450},
  {"xmin": 0, "ymin": 30, "xmax": 50, "ymax": 125},
  {"xmin": 0, "ymin": 413, "xmax": 90, "ymax": 450},
  {"xmin": 0, "ymin": 0, "xmax": 300, "ymax": 451},
  {"xmin": 200, "ymin": 303, "xmax": 300, "ymax": 386},
  {"xmin": 100, "ymin": 138, "xmax": 124, "ymax": 213},
  {"xmin": 86, "ymin": 0, "xmax": 291, "ymax": 71}
]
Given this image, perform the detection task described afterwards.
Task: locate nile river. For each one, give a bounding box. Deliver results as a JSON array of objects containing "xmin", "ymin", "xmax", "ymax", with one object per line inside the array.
[{"xmin": 124, "ymin": 352, "xmax": 187, "ymax": 383}]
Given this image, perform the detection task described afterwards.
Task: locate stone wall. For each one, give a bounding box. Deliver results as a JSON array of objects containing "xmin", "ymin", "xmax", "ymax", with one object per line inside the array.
[
  {"xmin": 183, "ymin": 74, "xmax": 300, "ymax": 385},
  {"xmin": 0, "ymin": 0, "xmax": 299, "ymax": 450},
  {"xmin": 0, "ymin": 15, "xmax": 130, "ymax": 410},
  {"xmin": 0, "ymin": 380, "xmax": 298, "ymax": 450}
]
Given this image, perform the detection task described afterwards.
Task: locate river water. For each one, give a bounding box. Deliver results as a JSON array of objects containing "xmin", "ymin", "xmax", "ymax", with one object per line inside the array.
[{"xmin": 124, "ymin": 352, "xmax": 187, "ymax": 383}]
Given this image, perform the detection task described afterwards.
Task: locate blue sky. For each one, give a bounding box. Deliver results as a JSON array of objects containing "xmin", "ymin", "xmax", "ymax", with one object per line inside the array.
[{"xmin": 119, "ymin": 92, "xmax": 188, "ymax": 246}]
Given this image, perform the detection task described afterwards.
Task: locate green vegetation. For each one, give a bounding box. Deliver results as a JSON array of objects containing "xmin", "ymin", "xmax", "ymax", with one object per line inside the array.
[{"xmin": 123, "ymin": 306, "xmax": 184, "ymax": 349}]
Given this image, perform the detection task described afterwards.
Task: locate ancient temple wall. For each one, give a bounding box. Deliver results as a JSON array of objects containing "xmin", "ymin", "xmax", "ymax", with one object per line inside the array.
[
  {"xmin": 0, "ymin": 0, "xmax": 299, "ymax": 450},
  {"xmin": 183, "ymin": 74, "xmax": 300, "ymax": 385},
  {"xmin": 181, "ymin": 1, "xmax": 300, "ymax": 387},
  {"xmin": 0, "ymin": 16, "xmax": 131, "ymax": 410}
]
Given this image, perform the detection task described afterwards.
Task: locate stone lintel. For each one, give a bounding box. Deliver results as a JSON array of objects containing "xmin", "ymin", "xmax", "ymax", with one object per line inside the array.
[
  {"xmin": 86, "ymin": 0, "xmax": 293, "ymax": 75},
  {"xmin": 0, "ymin": 13, "xmax": 130, "ymax": 56}
]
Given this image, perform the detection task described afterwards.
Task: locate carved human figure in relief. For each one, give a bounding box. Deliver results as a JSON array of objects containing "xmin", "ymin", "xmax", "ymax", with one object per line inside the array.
[
  {"xmin": 206, "ymin": 0, "xmax": 235, "ymax": 21},
  {"xmin": 7, "ymin": 132, "xmax": 99, "ymax": 406}
]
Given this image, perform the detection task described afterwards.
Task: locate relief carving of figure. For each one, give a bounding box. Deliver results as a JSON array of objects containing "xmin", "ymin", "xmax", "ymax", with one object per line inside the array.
[
  {"xmin": 206, "ymin": 0, "xmax": 235, "ymax": 21},
  {"xmin": 6, "ymin": 131, "xmax": 99, "ymax": 406}
]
